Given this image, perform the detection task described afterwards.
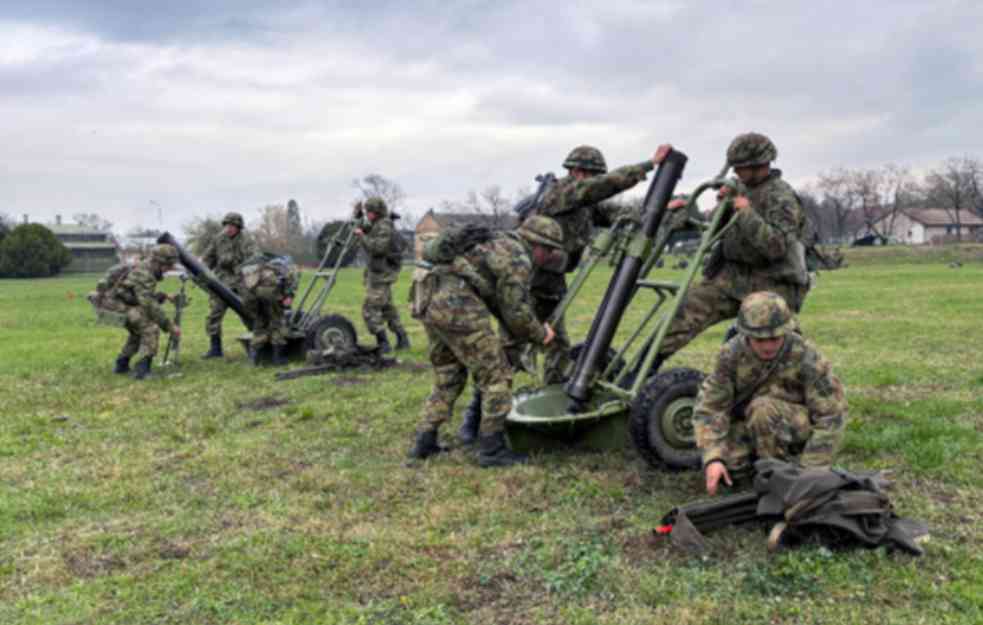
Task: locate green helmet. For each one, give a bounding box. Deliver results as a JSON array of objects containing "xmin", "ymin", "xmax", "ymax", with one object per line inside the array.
[
  {"xmin": 726, "ymin": 132, "xmax": 778, "ymax": 168},
  {"xmin": 737, "ymin": 291, "xmax": 793, "ymax": 339},
  {"xmin": 363, "ymin": 197, "xmax": 388, "ymax": 217},
  {"xmin": 222, "ymin": 212, "xmax": 245, "ymax": 228},
  {"xmin": 517, "ymin": 215, "xmax": 564, "ymax": 249},
  {"xmin": 152, "ymin": 243, "xmax": 179, "ymax": 266},
  {"xmin": 563, "ymin": 145, "xmax": 607, "ymax": 174}
]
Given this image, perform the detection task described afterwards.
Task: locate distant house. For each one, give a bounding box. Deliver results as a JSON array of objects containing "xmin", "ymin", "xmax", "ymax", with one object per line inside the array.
[
  {"xmin": 414, "ymin": 210, "xmax": 516, "ymax": 260},
  {"xmin": 874, "ymin": 208, "xmax": 983, "ymax": 244},
  {"xmin": 47, "ymin": 215, "xmax": 119, "ymax": 273}
]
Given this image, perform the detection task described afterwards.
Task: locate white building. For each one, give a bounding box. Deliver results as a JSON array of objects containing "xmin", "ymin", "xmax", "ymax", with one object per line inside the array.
[{"xmin": 875, "ymin": 208, "xmax": 983, "ymax": 244}]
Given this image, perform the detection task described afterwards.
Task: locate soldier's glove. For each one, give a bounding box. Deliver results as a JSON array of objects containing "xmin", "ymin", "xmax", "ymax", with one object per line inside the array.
[{"xmin": 155, "ymin": 292, "xmax": 168, "ymax": 304}]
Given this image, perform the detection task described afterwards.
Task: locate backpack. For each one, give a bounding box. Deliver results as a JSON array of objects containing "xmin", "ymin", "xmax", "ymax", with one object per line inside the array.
[
  {"xmin": 241, "ymin": 254, "xmax": 299, "ymax": 298},
  {"xmin": 422, "ymin": 224, "xmax": 495, "ymax": 265},
  {"xmin": 389, "ymin": 228, "xmax": 408, "ymax": 262},
  {"xmin": 91, "ymin": 262, "xmax": 133, "ymax": 304}
]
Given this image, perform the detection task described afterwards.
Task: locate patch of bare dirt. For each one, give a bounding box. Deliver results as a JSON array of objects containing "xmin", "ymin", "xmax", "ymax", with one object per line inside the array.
[
  {"xmin": 63, "ymin": 548, "xmax": 126, "ymax": 578},
  {"xmin": 236, "ymin": 396, "xmax": 290, "ymax": 411}
]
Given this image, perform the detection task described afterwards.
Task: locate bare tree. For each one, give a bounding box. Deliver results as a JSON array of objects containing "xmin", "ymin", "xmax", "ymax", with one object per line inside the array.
[
  {"xmin": 73, "ymin": 212, "xmax": 113, "ymax": 231},
  {"xmin": 182, "ymin": 216, "xmax": 223, "ymax": 256},
  {"xmin": 925, "ymin": 157, "xmax": 978, "ymax": 242},
  {"xmin": 352, "ymin": 174, "xmax": 406, "ymax": 212},
  {"xmin": 815, "ymin": 169, "xmax": 859, "ymax": 242},
  {"xmin": 439, "ymin": 185, "xmax": 516, "ymax": 229}
]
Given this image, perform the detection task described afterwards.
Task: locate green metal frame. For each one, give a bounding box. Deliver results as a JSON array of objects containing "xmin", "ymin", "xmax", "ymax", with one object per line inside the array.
[
  {"xmin": 508, "ymin": 175, "xmax": 746, "ymax": 436},
  {"xmin": 289, "ymin": 219, "xmax": 360, "ymax": 335}
]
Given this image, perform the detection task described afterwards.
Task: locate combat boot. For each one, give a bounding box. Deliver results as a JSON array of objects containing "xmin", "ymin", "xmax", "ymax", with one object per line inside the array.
[
  {"xmin": 271, "ymin": 344, "xmax": 288, "ymax": 366},
  {"xmin": 374, "ymin": 331, "xmax": 392, "ymax": 354},
  {"xmin": 407, "ymin": 429, "xmax": 447, "ymax": 460},
  {"xmin": 202, "ymin": 335, "xmax": 223, "ymax": 359},
  {"xmin": 478, "ymin": 432, "xmax": 528, "ymax": 468},
  {"xmin": 248, "ymin": 344, "xmax": 261, "ymax": 366},
  {"xmin": 131, "ymin": 356, "xmax": 153, "ymax": 380},
  {"xmin": 113, "ymin": 355, "xmax": 131, "ymax": 374},
  {"xmin": 394, "ymin": 328, "xmax": 411, "ymax": 351},
  {"xmin": 457, "ymin": 389, "xmax": 482, "ymax": 446}
]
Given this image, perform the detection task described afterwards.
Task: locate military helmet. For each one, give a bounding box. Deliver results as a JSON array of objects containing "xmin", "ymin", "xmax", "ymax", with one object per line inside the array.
[
  {"xmin": 152, "ymin": 243, "xmax": 179, "ymax": 266},
  {"xmin": 737, "ymin": 291, "xmax": 794, "ymax": 339},
  {"xmin": 222, "ymin": 212, "xmax": 245, "ymax": 228},
  {"xmin": 517, "ymin": 215, "xmax": 564, "ymax": 249},
  {"xmin": 563, "ymin": 145, "xmax": 607, "ymax": 174},
  {"xmin": 363, "ymin": 197, "xmax": 388, "ymax": 217},
  {"xmin": 726, "ymin": 132, "xmax": 778, "ymax": 168}
]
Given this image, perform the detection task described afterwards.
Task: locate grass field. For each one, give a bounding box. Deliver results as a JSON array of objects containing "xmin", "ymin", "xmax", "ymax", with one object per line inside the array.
[{"xmin": 1, "ymin": 246, "xmax": 982, "ymax": 624}]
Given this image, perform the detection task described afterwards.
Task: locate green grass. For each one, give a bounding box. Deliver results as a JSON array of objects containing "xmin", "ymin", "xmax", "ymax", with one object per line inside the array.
[{"xmin": 1, "ymin": 246, "xmax": 982, "ymax": 624}]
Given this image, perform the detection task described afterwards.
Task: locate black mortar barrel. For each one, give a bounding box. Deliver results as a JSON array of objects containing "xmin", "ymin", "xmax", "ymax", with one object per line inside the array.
[
  {"xmin": 156, "ymin": 231, "xmax": 254, "ymax": 329},
  {"xmin": 564, "ymin": 149, "xmax": 687, "ymax": 404}
]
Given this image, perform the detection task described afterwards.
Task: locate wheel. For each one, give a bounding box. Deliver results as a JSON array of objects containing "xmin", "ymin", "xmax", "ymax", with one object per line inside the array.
[
  {"xmin": 630, "ymin": 367, "xmax": 704, "ymax": 469},
  {"xmin": 306, "ymin": 314, "xmax": 358, "ymax": 353}
]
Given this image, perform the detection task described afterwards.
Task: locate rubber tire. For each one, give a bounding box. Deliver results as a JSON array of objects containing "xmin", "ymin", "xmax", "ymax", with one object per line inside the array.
[
  {"xmin": 306, "ymin": 314, "xmax": 358, "ymax": 352},
  {"xmin": 630, "ymin": 367, "xmax": 704, "ymax": 470}
]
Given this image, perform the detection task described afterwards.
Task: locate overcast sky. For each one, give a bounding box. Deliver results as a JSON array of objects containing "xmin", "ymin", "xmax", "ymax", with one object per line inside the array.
[{"xmin": 2, "ymin": 1, "xmax": 981, "ymax": 233}]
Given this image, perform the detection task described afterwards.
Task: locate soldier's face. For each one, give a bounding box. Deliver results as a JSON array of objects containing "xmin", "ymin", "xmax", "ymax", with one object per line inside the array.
[
  {"xmin": 734, "ymin": 164, "xmax": 770, "ymax": 185},
  {"xmin": 225, "ymin": 224, "xmax": 240, "ymax": 237},
  {"xmin": 748, "ymin": 335, "xmax": 785, "ymax": 361},
  {"xmin": 570, "ymin": 168, "xmax": 595, "ymax": 181},
  {"xmin": 366, "ymin": 211, "xmax": 380, "ymax": 222},
  {"xmin": 532, "ymin": 245, "xmax": 568, "ymax": 273}
]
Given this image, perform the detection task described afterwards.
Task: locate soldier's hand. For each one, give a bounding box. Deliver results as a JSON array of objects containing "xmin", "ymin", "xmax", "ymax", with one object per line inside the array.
[
  {"xmin": 542, "ymin": 323, "xmax": 556, "ymax": 346},
  {"xmin": 733, "ymin": 196, "xmax": 751, "ymax": 212},
  {"xmin": 171, "ymin": 325, "xmax": 182, "ymax": 337},
  {"xmin": 705, "ymin": 461, "xmax": 732, "ymax": 496},
  {"xmin": 282, "ymin": 297, "xmax": 293, "ymax": 307},
  {"xmin": 354, "ymin": 228, "xmax": 365, "ymax": 237},
  {"xmin": 653, "ymin": 144, "xmax": 673, "ymax": 166},
  {"xmin": 667, "ymin": 198, "xmax": 687, "ymax": 212}
]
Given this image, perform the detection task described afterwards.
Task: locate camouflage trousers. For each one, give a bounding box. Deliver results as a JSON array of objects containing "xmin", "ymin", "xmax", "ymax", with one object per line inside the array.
[
  {"xmin": 205, "ymin": 292, "xmax": 230, "ymax": 338},
  {"xmin": 107, "ymin": 303, "xmax": 161, "ymax": 361},
  {"xmin": 712, "ymin": 396, "xmax": 812, "ymax": 475},
  {"xmin": 657, "ymin": 275, "xmax": 804, "ymax": 361},
  {"xmin": 417, "ymin": 278, "xmax": 513, "ymax": 436},
  {"xmin": 531, "ymin": 270, "xmax": 571, "ymax": 385},
  {"xmin": 362, "ymin": 279, "xmax": 405, "ymax": 335},
  {"xmin": 243, "ymin": 295, "xmax": 287, "ymax": 347}
]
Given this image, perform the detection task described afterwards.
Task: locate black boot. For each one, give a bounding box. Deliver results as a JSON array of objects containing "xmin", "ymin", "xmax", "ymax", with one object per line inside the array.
[
  {"xmin": 131, "ymin": 356, "xmax": 153, "ymax": 380},
  {"xmin": 478, "ymin": 432, "xmax": 528, "ymax": 468},
  {"xmin": 407, "ymin": 429, "xmax": 447, "ymax": 460},
  {"xmin": 271, "ymin": 344, "xmax": 288, "ymax": 366},
  {"xmin": 374, "ymin": 331, "xmax": 392, "ymax": 354},
  {"xmin": 457, "ymin": 389, "xmax": 482, "ymax": 446},
  {"xmin": 113, "ymin": 355, "xmax": 131, "ymax": 374},
  {"xmin": 394, "ymin": 328, "xmax": 411, "ymax": 351},
  {"xmin": 202, "ymin": 335, "xmax": 223, "ymax": 359}
]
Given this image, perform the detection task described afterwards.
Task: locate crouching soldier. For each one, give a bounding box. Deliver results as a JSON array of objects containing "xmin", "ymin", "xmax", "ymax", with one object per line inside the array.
[
  {"xmin": 92, "ymin": 244, "xmax": 181, "ymax": 380},
  {"xmin": 694, "ymin": 291, "xmax": 848, "ymax": 496},
  {"xmin": 408, "ymin": 216, "xmax": 565, "ymax": 467},
  {"xmin": 239, "ymin": 253, "xmax": 300, "ymax": 366}
]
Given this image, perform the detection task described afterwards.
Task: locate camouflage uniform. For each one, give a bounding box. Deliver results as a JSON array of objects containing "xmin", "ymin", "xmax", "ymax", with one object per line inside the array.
[
  {"xmin": 693, "ymin": 293, "xmax": 847, "ymax": 473},
  {"xmin": 658, "ymin": 134, "xmax": 808, "ymax": 362},
  {"xmin": 239, "ymin": 254, "xmax": 300, "ymax": 359},
  {"xmin": 531, "ymin": 146, "xmax": 653, "ymax": 383},
  {"xmin": 202, "ymin": 213, "xmax": 257, "ymax": 339},
  {"xmin": 359, "ymin": 213, "xmax": 405, "ymax": 339}
]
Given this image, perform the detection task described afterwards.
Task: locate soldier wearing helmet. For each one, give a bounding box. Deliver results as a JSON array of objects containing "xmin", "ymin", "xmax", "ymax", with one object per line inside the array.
[
  {"xmin": 352, "ymin": 197, "xmax": 410, "ymax": 353},
  {"xmin": 657, "ymin": 132, "xmax": 810, "ymax": 367},
  {"xmin": 200, "ymin": 211, "xmax": 257, "ymax": 359},
  {"xmin": 96, "ymin": 244, "xmax": 181, "ymax": 380},
  {"xmin": 694, "ymin": 292, "xmax": 847, "ymax": 496},
  {"xmin": 407, "ymin": 216, "xmax": 564, "ymax": 468}
]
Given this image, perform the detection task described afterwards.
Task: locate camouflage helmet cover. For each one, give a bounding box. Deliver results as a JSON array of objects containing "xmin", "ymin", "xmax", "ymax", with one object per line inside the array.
[
  {"xmin": 726, "ymin": 132, "xmax": 778, "ymax": 168},
  {"xmin": 737, "ymin": 291, "xmax": 794, "ymax": 339},
  {"xmin": 222, "ymin": 212, "xmax": 245, "ymax": 228},
  {"xmin": 363, "ymin": 197, "xmax": 388, "ymax": 217},
  {"xmin": 563, "ymin": 145, "xmax": 608, "ymax": 174},
  {"xmin": 517, "ymin": 215, "xmax": 564, "ymax": 249},
  {"xmin": 152, "ymin": 243, "xmax": 179, "ymax": 266}
]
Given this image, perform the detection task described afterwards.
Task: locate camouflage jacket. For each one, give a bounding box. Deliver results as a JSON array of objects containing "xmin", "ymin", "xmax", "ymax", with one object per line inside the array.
[
  {"xmin": 443, "ymin": 232, "xmax": 545, "ymax": 344},
  {"xmin": 202, "ymin": 231, "xmax": 257, "ymax": 283},
  {"xmin": 111, "ymin": 261, "xmax": 173, "ymax": 332},
  {"xmin": 536, "ymin": 160, "xmax": 653, "ymax": 264},
  {"xmin": 719, "ymin": 170, "xmax": 804, "ymax": 278},
  {"xmin": 360, "ymin": 217, "xmax": 400, "ymax": 284},
  {"xmin": 694, "ymin": 333, "xmax": 847, "ymax": 468}
]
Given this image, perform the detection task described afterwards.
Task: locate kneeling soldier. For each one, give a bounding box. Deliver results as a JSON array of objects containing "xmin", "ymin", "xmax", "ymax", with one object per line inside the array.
[
  {"xmin": 239, "ymin": 253, "xmax": 300, "ymax": 366},
  {"xmin": 95, "ymin": 244, "xmax": 181, "ymax": 380},
  {"xmin": 408, "ymin": 216, "xmax": 565, "ymax": 467},
  {"xmin": 694, "ymin": 291, "xmax": 848, "ymax": 496}
]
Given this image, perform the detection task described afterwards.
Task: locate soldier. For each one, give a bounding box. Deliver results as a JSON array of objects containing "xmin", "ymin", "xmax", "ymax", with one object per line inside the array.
[
  {"xmin": 694, "ymin": 292, "xmax": 847, "ymax": 496},
  {"xmin": 407, "ymin": 216, "xmax": 566, "ymax": 467},
  {"xmin": 201, "ymin": 211, "xmax": 257, "ymax": 359},
  {"xmin": 354, "ymin": 197, "xmax": 409, "ymax": 353},
  {"xmin": 99, "ymin": 244, "xmax": 181, "ymax": 380},
  {"xmin": 239, "ymin": 253, "xmax": 300, "ymax": 366},
  {"xmin": 456, "ymin": 143, "xmax": 674, "ymax": 445},
  {"xmin": 656, "ymin": 132, "xmax": 810, "ymax": 365}
]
